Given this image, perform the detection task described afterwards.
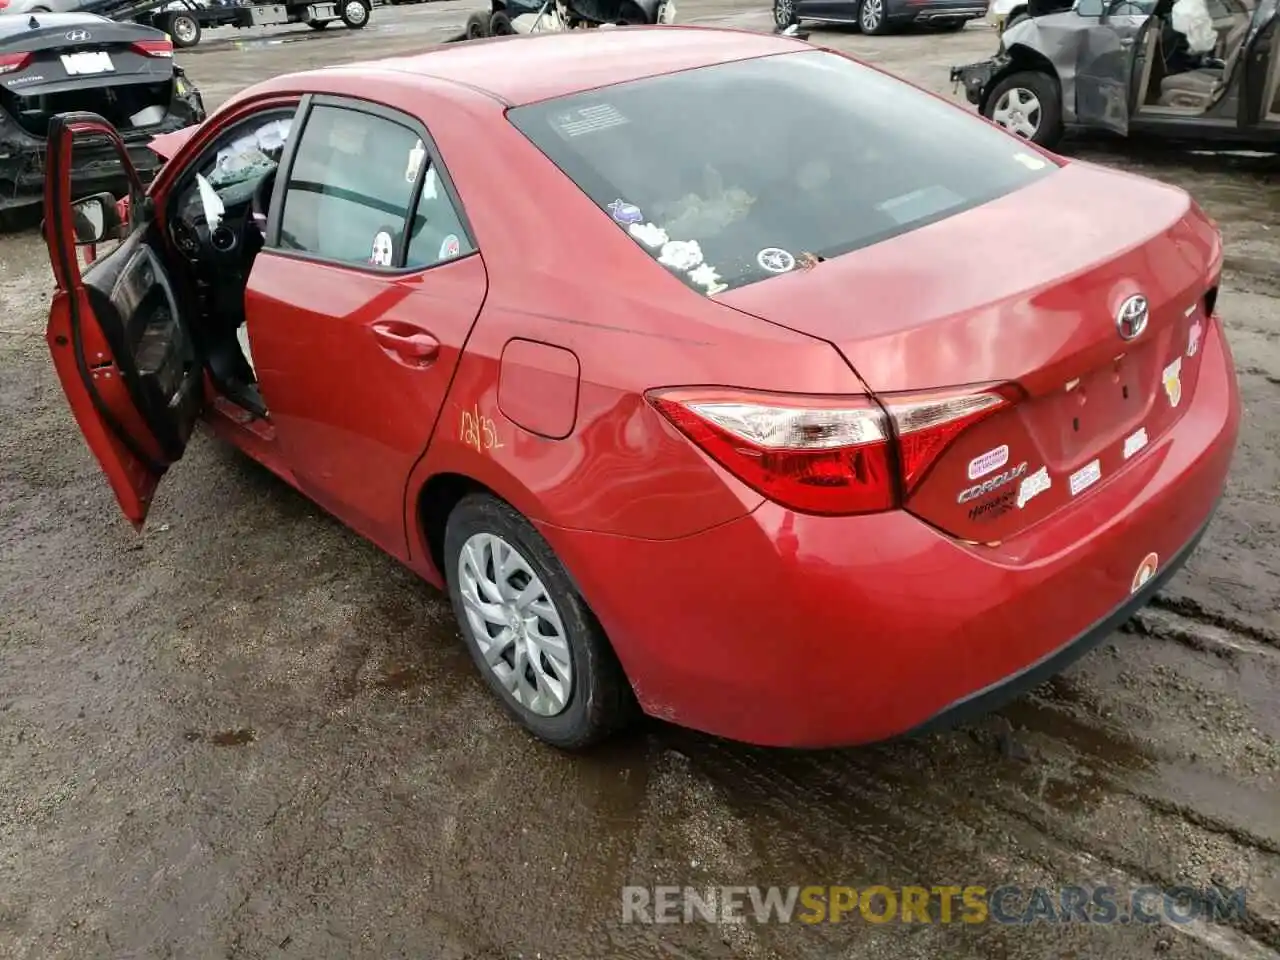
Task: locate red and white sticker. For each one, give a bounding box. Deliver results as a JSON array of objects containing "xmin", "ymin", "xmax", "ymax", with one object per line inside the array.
[
  {"xmin": 1131, "ymin": 552, "xmax": 1159, "ymax": 594},
  {"xmin": 968, "ymin": 444, "xmax": 1010, "ymax": 480}
]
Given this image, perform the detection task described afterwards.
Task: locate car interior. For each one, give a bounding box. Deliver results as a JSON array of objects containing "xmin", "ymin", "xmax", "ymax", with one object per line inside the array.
[
  {"xmin": 1133, "ymin": 0, "xmax": 1263, "ymax": 115},
  {"xmin": 164, "ymin": 109, "xmax": 296, "ymax": 419}
]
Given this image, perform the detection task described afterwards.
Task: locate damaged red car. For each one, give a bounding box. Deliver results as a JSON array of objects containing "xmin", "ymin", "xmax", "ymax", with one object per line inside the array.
[{"xmin": 44, "ymin": 27, "xmax": 1240, "ymax": 750}]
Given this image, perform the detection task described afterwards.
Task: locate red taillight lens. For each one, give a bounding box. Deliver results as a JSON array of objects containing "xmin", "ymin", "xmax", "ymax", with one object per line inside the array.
[
  {"xmin": 0, "ymin": 51, "xmax": 32, "ymax": 75},
  {"xmin": 648, "ymin": 389, "xmax": 896, "ymax": 516},
  {"xmin": 649, "ymin": 384, "xmax": 1017, "ymax": 516},
  {"xmin": 131, "ymin": 39, "xmax": 174, "ymax": 57},
  {"xmin": 882, "ymin": 388, "xmax": 1012, "ymax": 495}
]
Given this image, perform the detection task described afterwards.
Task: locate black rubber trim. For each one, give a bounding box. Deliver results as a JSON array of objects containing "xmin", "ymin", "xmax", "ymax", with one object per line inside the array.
[{"xmin": 905, "ymin": 500, "xmax": 1218, "ymax": 738}]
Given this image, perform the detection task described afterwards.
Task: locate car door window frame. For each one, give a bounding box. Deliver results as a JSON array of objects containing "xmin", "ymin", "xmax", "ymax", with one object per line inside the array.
[
  {"xmin": 166, "ymin": 103, "xmax": 300, "ymax": 228},
  {"xmin": 264, "ymin": 93, "xmax": 478, "ymax": 275}
]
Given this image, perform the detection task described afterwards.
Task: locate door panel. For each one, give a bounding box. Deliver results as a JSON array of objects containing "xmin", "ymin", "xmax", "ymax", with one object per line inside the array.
[
  {"xmin": 245, "ymin": 253, "xmax": 487, "ymax": 556},
  {"xmin": 1075, "ymin": 5, "xmax": 1147, "ymax": 133},
  {"xmin": 43, "ymin": 112, "xmax": 203, "ymax": 528}
]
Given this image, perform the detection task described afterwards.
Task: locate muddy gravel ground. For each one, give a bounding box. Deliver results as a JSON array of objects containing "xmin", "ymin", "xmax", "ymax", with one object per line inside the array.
[{"xmin": 2, "ymin": 4, "xmax": 1278, "ymax": 958}]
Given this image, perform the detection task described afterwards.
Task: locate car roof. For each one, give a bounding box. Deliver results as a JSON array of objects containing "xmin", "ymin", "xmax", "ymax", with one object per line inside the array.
[
  {"xmin": 359, "ymin": 26, "xmax": 808, "ymax": 107},
  {"xmin": 0, "ymin": 11, "xmax": 109, "ymax": 41}
]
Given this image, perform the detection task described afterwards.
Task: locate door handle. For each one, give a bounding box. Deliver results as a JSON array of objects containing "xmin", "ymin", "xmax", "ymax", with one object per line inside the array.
[
  {"xmin": 371, "ymin": 321, "xmax": 440, "ymax": 366},
  {"xmin": 1119, "ymin": 37, "xmax": 1134, "ymax": 47}
]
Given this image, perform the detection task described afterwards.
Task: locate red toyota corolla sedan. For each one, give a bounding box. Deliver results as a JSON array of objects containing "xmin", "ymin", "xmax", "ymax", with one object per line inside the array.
[{"xmin": 43, "ymin": 26, "xmax": 1239, "ymax": 750}]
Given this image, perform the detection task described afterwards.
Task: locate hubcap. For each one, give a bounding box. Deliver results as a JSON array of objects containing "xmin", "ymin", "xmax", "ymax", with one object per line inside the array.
[
  {"xmin": 174, "ymin": 16, "xmax": 197, "ymax": 42},
  {"xmin": 457, "ymin": 533, "xmax": 573, "ymax": 717},
  {"xmin": 860, "ymin": 0, "xmax": 882, "ymax": 29},
  {"xmin": 345, "ymin": 0, "xmax": 367, "ymax": 23},
  {"xmin": 774, "ymin": 0, "xmax": 794, "ymax": 26},
  {"xmin": 992, "ymin": 87, "xmax": 1042, "ymax": 139}
]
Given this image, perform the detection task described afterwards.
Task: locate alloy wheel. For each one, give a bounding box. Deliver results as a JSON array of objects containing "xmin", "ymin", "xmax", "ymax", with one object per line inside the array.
[
  {"xmin": 991, "ymin": 87, "xmax": 1042, "ymax": 139},
  {"xmin": 774, "ymin": 0, "xmax": 795, "ymax": 27},
  {"xmin": 860, "ymin": 0, "xmax": 883, "ymax": 31},
  {"xmin": 457, "ymin": 532, "xmax": 573, "ymax": 717},
  {"xmin": 172, "ymin": 15, "xmax": 199, "ymax": 44}
]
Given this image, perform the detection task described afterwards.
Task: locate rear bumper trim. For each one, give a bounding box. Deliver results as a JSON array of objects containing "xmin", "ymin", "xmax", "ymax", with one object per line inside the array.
[{"xmin": 904, "ymin": 501, "xmax": 1217, "ymax": 737}]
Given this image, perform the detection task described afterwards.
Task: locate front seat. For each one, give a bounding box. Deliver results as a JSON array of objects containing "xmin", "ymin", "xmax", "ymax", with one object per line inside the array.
[
  {"xmin": 1159, "ymin": 67, "xmax": 1223, "ymax": 108},
  {"xmin": 1159, "ymin": 14, "xmax": 1250, "ymax": 109}
]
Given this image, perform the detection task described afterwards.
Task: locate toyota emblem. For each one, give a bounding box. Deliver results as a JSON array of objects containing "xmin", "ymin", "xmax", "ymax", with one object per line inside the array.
[
  {"xmin": 65, "ymin": 29, "xmax": 92, "ymax": 42},
  {"xmin": 1116, "ymin": 294, "xmax": 1149, "ymax": 340}
]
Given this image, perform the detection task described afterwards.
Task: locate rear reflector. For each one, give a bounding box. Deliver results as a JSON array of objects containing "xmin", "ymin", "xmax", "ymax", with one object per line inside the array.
[
  {"xmin": 130, "ymin": 39, "xmax": 174, "ymax": 57},
  {"xmin": 649, "ymin": 384, "xmax": 1016, "ymax": 516},
  {"xmin": 0, "ymin": 51, "xmax": 32, "ymax": 75}
]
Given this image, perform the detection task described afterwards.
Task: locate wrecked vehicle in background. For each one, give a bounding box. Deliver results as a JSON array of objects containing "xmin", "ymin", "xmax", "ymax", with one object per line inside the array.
[
  {"xmin": 459, "ymin": 0, "xmax": 675, "ymax": 39},
  {"xmin": 951, "ymin": 0, "xmax": 1280, "ymax": 148},
  {"xmin": 0, "ymin": 11, "xmax": 204, "ymax": 227}
]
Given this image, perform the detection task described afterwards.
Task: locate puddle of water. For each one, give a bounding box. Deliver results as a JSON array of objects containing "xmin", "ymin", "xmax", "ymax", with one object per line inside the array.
[{"xmin": 210, "ymin": 728, "xmax": 256, "ymax": 747}]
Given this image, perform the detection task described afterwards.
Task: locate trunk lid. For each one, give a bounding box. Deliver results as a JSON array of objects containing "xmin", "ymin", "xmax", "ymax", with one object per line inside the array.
[
  {"xmin": 0, "ymin": 18, "xmax": 175, "ymax": 137},
  {"xmin": 718, "ymin": 160, "xmax": 1222, "ymax": 542}
]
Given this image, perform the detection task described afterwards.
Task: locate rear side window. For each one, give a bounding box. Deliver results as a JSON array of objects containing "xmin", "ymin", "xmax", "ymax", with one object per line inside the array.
[
  {"xmin": 508, "ymin": 51, "xmax": 1056, "ymax": 296},
  {"xmin": 277, "ymin": 105, "xmax": 421, "ymax": 267}
]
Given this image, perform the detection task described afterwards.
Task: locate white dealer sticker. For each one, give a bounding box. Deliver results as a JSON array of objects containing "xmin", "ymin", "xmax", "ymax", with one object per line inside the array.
[
  {"xmin": 1123, "ymin": 427, "xmax": 1148, "ymax": 460},
  {"xmin": 1017, "ymin": 466, "xmax": 1051, "ymax": 508},
  {"xmin": 967, "ymin": 444, "xmax": 1010, "ymax": 481},
  {"xmin": 1069, "ymin": 459, "xmax": 1102, "ymax": 497}
]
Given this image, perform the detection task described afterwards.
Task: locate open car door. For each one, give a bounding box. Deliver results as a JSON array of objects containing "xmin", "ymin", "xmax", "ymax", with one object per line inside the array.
[
  {"xmin": 1239, "ymin": 0, "xmax": 1279, "ymax": 127},
  {"xmin": 1074, "ymin": 0, "xmax": 1154, "ymax": 134},
  {"xmin": 43, "ymin": 112, "xmax": 204, "ymax": 529}
]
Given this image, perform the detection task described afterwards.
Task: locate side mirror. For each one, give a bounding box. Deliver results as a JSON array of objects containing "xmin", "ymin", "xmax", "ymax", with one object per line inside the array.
[{"xmin": 70, "ymin": 192, "xmax": 122, "ymax": 245}]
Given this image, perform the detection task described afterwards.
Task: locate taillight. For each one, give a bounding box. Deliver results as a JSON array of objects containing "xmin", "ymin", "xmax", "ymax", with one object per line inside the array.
[
  {"xmin": 649, "ymin": 389, "xmax": 896, "ymax": 515},
  {"xmin": 131, "ymin": 38, "xmax": 174, "ymax": 57},
  {"xmin": 0, "ymin": 51, "xmax": 31, "ymax": 75},
  {"xmin": 648, "ymin": 385, "xmax": 1015, "ymax": 517},
  {"xmin": 882, "ymin": 387, "xmax": 1012, "ymax": 495}
]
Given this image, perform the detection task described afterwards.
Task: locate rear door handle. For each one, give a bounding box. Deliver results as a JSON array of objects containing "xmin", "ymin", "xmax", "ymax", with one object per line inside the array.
[
  {"xmin": 371, "ymin": 320, "xmax": 440, "ymax": 367},
  {"xmin": 1119, "ymin": 37, "xmax": 1135, "ymax": 47}
]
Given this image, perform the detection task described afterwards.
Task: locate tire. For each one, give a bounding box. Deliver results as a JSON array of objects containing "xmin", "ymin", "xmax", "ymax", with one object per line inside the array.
[
  {"xmin": 443, "ymin": 493, "xmax": 635, "ymax": 750},
  {"xmin": 857, "ymin": 0, "xmax": 891, "ymax": 34},
  {"xmin": 166, "ymin": 11, "xmax": 202, "ymax": 48},
  {"xmin": 1004, "ymin": 10, "xmax": 1029, "ymax": 28},
  {"xmin": 489, "ymin": 9, "xmax": 515, "ymax": 34},
  {"xmin": 464, "ymin": 11, "xmax": 489, "ymax": 37},
  {"xmin": 772, "ymin": 0, "xmax": 798, "ymax": 29},
  {"xmin": 982, "ymin": 70, "xmax": 1064, "ymax": 148},
  {"xmin": 340, "ymin": 0, "xmax": 370, "ymax": 27}
]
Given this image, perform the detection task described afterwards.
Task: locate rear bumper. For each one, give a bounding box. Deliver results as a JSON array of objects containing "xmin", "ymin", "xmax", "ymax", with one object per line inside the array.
[
  {"xmin": 893, "ymin": 0, "xmax": 989, "ymax": 21},
  {"xmin": 539, "ymin": 318, "xmax": 1240, "ymax": 748}
]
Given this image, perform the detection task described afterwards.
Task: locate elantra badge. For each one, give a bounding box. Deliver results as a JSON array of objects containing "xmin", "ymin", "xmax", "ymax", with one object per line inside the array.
[{"xmin": 1116, "ymin": 295, "xmax": 1149, "ymax": 341}]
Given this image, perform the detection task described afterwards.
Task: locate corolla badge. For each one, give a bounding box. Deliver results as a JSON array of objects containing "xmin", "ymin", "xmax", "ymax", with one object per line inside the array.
[
  {"xmin": 65, "ymin": 29, "xmax": 92, "ymax": 42},
  {"xmin": 1116, "ymin": 294, "xmax": 1149, "ymax": 341}
]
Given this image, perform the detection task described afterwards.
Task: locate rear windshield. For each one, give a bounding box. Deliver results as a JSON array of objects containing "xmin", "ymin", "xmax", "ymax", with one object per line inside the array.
[{"xmin": 508, "ymin": 50, "xmax": 1056, "ymax": 296}]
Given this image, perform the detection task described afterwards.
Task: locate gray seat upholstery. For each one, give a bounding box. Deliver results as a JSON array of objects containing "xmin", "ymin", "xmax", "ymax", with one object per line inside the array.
[{"xmin": 1160, "ymin": 67, "xmax": 1223, "ymax": 108}]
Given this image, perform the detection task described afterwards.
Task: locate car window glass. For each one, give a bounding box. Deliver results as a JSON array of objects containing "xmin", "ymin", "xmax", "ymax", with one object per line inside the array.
[
  {"xmin": 277, "ymin": 105, "xmax": 420, "ymax": 267},
  {"xmin": 404, "ymin": 159, "xmax": 475, "ymax": 268},
  {"xmin": 1076, "ymin": 0, "xmax": 1105, "ymax": 16},
  {"xmin": 174, "ymin": 109, "xmax": 294, "ymax": 224},
  {"xmin": 509, "ymin": 51, "xmax": 1055, "ymax": 297}
]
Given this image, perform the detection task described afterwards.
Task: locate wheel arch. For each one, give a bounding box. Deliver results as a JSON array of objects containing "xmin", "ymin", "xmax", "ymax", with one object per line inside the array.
[
  {"xmin": 980, "ymin": 45, "xmax": 1060, "ymax": 114},
  {"xmin": 413, "ymin": 470, "xmax": 596, "ymax": 629}
]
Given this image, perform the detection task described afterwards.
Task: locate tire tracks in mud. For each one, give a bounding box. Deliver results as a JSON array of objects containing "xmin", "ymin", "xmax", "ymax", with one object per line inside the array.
[{"xmin": 652, "ymin": 597, "xmax": 1280, "ymax": 959}]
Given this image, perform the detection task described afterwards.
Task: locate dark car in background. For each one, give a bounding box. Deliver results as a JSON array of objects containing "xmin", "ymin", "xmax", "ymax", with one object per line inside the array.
[
  {"xmin": 773, "ymin": 0, "xmax": 988, "ymax": 34},
  {"xmin": 0, "ymin": 11, "xmax": 204, "ymax": 226}
]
